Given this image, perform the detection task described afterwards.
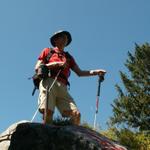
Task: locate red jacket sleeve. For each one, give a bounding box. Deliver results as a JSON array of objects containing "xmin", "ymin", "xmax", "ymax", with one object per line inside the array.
[{"xmin": 38, "ymin": 48, "xmax": 50, "ymax": 61}]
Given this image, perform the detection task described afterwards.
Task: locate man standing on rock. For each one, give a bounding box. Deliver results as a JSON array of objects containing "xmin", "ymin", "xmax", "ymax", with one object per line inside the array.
[{"xmin": 35, "ymin": 30, "xmax": 106, "ymax": 125}]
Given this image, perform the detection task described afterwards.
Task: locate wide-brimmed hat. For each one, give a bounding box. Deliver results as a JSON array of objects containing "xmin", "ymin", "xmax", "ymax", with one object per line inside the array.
[{"xmin": 50, "ymin": 30, "xmax": 72, "ymax": 47}]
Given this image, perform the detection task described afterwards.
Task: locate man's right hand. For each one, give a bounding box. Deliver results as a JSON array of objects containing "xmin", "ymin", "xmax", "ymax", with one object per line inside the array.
[{"xmin": 36, "ymin": 64, "xmax": 49, "ymax": 79}]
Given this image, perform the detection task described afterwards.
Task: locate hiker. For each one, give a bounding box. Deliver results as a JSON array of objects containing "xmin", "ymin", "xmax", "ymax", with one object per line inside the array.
[{"xmin": 35, "ymin": 30, "xmax": 106, "ymax": 125}]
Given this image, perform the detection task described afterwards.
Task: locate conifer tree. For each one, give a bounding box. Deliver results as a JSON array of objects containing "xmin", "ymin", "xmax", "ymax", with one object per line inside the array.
[{"xmin": 110, "ymin": 43, "xmax": 150, "ymax": 131}]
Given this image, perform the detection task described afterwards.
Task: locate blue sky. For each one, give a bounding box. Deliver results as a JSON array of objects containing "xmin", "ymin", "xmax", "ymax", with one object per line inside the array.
[{"xmin": 0, "ymin": 0, "xmax": 150, "ymax": 133}]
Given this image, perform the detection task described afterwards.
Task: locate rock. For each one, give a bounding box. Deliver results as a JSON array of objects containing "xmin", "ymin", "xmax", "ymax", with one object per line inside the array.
[
  {"xmin": 0, "ymin": 121, "xmax": 127, "ymax": 150},
  {"xmin": 0, "ymin": 120, "xmax": 29, "ymax": 150}
]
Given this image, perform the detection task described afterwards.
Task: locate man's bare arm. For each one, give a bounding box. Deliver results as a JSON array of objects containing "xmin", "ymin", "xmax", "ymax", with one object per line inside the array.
[{"xmin": 72, "ymin": 64, "xmax": 106, "ymax": 77}]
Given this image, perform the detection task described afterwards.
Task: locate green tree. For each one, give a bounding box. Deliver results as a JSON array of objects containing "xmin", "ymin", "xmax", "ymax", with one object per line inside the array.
[{"xmin": 110, "ymin": 43, "xmax": 150, "ymax": 131}]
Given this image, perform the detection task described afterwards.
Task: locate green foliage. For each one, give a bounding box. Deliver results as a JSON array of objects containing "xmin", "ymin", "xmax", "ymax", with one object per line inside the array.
[
  {"xmin": 101, "ymin": 128, "xmax": 150, "ymax": 150},
  {"xmin": 101, "ymin": 128, "xmax": 118, "ymax": 141},
  {"xmin": 116, "ymin": 128, "xmax": 150, "ymax": 150},
  {"xmin": 110, "ymin": 43, "xmax": 150, "ymax": 131},
  {"xmin": 81, "ymin": 121, "xmax": 95, "ymax": 130}
]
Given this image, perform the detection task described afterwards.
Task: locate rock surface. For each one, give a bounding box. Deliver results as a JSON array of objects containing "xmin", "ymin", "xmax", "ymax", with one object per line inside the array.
[{"xmin": 0, "ymin": 121, "xmax": 127, "ymax": 150}]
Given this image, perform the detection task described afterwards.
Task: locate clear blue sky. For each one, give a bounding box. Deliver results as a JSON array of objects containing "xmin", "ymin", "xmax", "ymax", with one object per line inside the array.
[{"xmin": 0, "ymin": 0, "xmax": 150, "ymax": 133}]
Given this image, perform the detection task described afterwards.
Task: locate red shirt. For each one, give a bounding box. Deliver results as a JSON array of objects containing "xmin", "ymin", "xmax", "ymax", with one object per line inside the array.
[{"xmin": 38, "ymin": 47, "xmax": 77, "ymax": 85}]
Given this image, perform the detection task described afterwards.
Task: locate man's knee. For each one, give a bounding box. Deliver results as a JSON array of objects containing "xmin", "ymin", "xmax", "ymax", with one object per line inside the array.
[{"xmin": 62, "ymin": 110, "xmax": 81, "ymax": 125}]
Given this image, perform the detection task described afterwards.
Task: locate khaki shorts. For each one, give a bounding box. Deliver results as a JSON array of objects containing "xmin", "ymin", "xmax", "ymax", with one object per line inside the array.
[{"xmin": 38, "ymin": 78, "xmax": 78, "ymax": 114}]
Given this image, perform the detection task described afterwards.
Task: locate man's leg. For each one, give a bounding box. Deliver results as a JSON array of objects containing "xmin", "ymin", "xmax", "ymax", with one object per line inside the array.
[
  {"xmin": 56, "ymin": 82, "xmax": 81, "ymax": 125},
  {"xmin": 39, "ymin": 109, "xmax": 54, "ymax": 124},
  {"xmin": 38, "ymin": 78, "xmax": 56, "ymax": 124}
]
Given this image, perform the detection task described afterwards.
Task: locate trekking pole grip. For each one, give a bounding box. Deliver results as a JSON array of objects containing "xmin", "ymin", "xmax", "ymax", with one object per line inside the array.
[{"xmin": 99, "ymin": 75, "xmax": 104, "ymax": 82}]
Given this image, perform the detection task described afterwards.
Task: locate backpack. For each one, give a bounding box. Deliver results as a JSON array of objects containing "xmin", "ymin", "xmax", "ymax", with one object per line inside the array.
[{"xmin": 31, "ymin": 48, "xmax": 72, "ymax": 96}]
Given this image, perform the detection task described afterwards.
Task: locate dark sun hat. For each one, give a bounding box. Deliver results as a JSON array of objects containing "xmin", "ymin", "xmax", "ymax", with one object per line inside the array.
[{"xmin": 50, "ymin": 30, "xmax": 72, "ymax": 47}]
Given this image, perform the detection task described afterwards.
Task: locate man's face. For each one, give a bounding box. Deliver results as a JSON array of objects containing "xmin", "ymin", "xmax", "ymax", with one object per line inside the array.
[{"xmin": 54, "ymin": 34, "xmax": 68, "ymax": 47}]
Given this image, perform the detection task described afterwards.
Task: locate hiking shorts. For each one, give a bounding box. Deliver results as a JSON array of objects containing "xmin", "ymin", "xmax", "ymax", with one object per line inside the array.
[{"xmin": 38, "ymin": 78, "xmax": 78, "ymax": 114}]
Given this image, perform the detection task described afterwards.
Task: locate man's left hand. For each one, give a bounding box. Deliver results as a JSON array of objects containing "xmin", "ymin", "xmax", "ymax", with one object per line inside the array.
[{"xmin": 90, "ymin": 69, "xmax": 106, "ymax": 76}]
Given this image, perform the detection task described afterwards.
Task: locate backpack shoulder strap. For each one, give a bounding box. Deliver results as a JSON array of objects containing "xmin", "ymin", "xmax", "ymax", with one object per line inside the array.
[
  {"xmin": 65, "ymin": 51, "xmax": 73, "ymax": 60},
  {"xmin": 44, "ymin": 48, "xmax": 55, "ymax": 63}
]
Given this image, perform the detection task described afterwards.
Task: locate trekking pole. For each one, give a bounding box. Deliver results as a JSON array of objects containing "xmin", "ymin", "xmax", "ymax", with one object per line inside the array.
[{"xmin": 93, "ymin": 75, "xmax": 104, "ymax": 129}]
